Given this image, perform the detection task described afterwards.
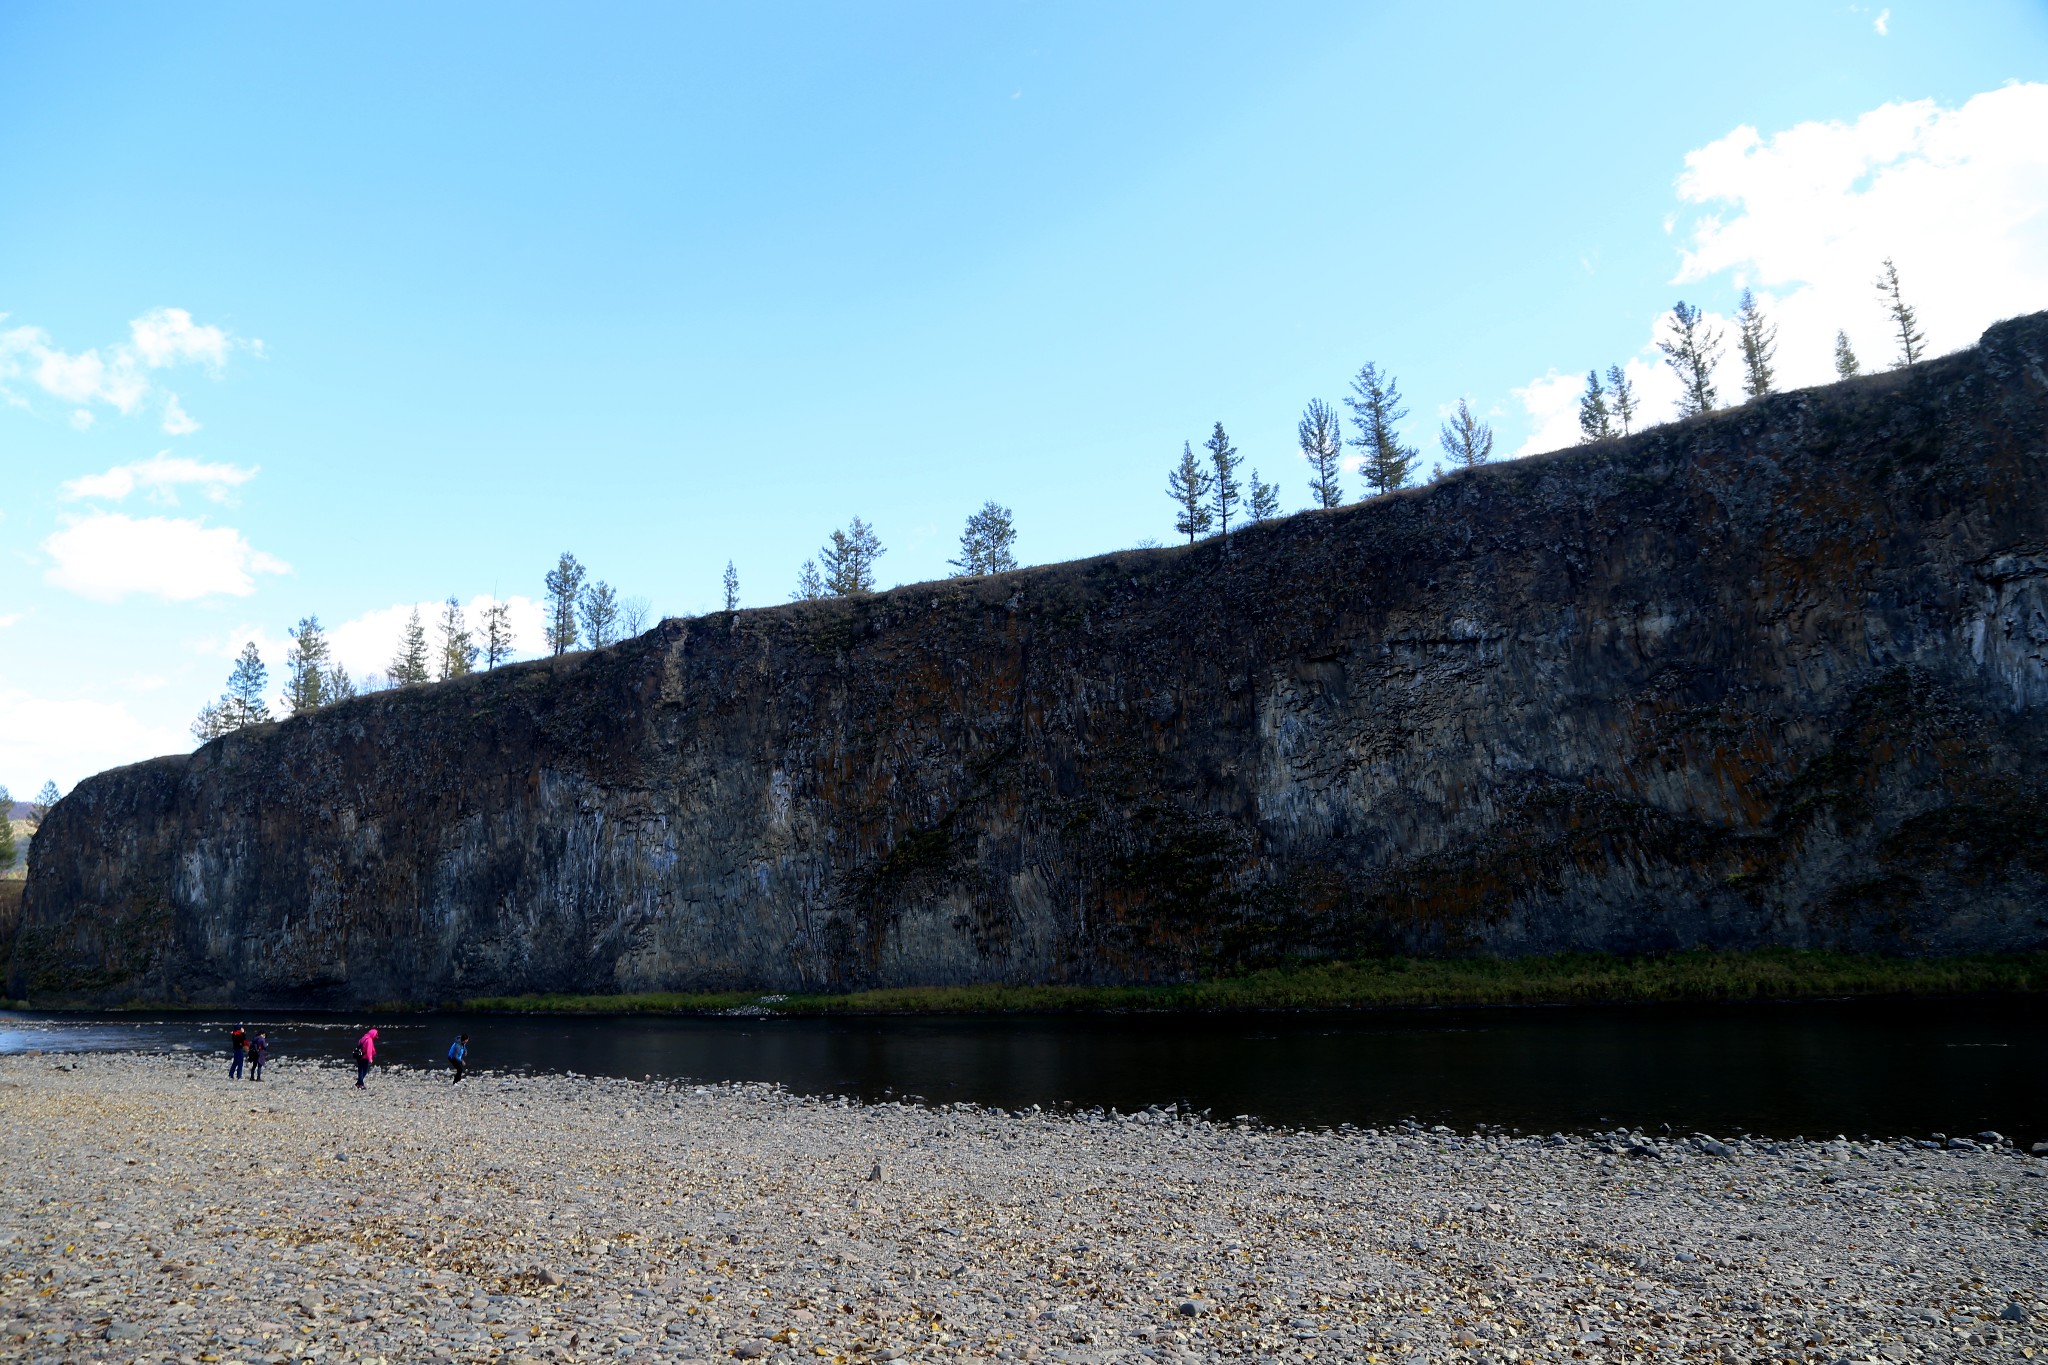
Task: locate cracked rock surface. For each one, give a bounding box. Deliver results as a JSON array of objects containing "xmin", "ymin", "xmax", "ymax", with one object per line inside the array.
[
  {"xmin": 4, "ymin": 1053, "xmax": 2045, "ymax": 1365},
  {"xmin": 16, "ymin": 314, "xmax": 2048, "ymax": 1008}
]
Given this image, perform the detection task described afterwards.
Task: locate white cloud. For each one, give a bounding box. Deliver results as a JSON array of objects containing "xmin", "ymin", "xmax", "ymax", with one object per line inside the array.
[
  {"xmin": 1675, "ymin": 82, "xmax": 2048, "ymax": 383},
  {"xmin": 0, "ymin": 687, "xmax": 195, "ymax": 794},
  {"xmin": 129, "ymin": 307, "xmax": 231, "ymax": 369},
  {"xmin": 42, "ymin": 512, "xmax": 290, "ymax": 602},
  {"xmin": 69, "ymin": 409, "xmax": 95, "ymax": 431},
  {"xmin": 0, "ymin": 307, "xmax": 246, "ymax": 425},
  {"xmin": 0, "ymin": 612, "xmax": 23, "ymax": 628},
  {"xmin": 161, "ymin": 393, "xmax": 200, "ymax": 435},
  {"xmin": 1516, "ymin": 83, "xmax": 2048, "ymax": 449},
  {"xmin": 1874, "ymin": 8, "xmax": 1890, "ymax": 35},
  {"xmin": 1512, "ymin": 371, "xmax": 1584, "ymax": 458},
  {"xmin": 61, "ymin": 451, "xmax": 260, "ymax": 504},
  {"xmin": 24, "ymin": 341, "xmax": 149, "ymax": 413}
]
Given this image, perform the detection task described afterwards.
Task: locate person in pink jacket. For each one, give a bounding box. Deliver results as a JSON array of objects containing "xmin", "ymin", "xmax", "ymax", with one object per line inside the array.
[{"xmin": 353, "ymin": 1028, "xmax": 379, "ymax": 1089}]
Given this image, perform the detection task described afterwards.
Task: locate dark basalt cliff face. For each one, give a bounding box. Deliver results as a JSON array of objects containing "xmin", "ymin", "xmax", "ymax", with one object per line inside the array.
[{"xmin": 14, "ymin": 316, "xmax": 2048, "ymax": 1006}]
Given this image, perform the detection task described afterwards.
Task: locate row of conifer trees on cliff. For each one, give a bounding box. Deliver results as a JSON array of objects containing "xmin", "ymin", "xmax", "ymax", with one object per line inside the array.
[{"xmin": 192, "ymin": 260, "xmax": 1934, "ymax": 744}]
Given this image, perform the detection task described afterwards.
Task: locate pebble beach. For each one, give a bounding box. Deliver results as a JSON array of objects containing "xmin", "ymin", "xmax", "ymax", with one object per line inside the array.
[{"xmin": 2, "ymin": 1051, "xmax": 2043, "ymax": 1365}]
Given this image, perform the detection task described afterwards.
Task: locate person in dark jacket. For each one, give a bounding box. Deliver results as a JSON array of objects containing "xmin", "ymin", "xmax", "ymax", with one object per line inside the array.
[
  {"xmin": 248, "ymin": 1031, "xmax": 270, "ymax": 1081},
  {"xmin": 447, "ymin": 1034, "xmax": 470, "ymax": 1084}
]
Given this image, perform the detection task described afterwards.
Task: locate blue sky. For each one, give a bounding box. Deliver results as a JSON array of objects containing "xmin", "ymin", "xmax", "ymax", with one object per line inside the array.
[{"xmin": 3, "ymin": 1, "xmax": 2046, "ymax": 793}]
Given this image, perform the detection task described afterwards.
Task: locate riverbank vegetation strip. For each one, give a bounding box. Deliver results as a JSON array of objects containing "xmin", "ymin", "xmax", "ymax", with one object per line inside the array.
[{"xmin": 462, "ymin": 949, "xmax": 2048, "ymax": 1016}]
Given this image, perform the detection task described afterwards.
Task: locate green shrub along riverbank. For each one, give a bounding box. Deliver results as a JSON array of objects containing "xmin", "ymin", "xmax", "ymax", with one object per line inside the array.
[{"xmin": 461, "ymin": 949, "xmax": 2048, "ymax": 1016}]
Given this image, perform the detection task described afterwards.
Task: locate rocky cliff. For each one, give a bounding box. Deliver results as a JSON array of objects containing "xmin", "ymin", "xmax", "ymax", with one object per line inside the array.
[{"xmin": 14, "ymin": 315, "xmax": 2048, "ymax": 1007}]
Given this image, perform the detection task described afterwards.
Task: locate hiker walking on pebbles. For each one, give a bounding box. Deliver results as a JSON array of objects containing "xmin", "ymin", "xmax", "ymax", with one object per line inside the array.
[
  {"xmin": 447, "ymin": 1033, "xmax": 470, "ymax": 1084},
  {"xmin": 228, "ymin": 1025, "xmax": 247, "ymax": 1080},
  {"xmin": 248, "ymin": 1030, "xmax": 269, "ymax": 1081},
  {"xmin": 353, "ymin": 1028, "xmax": 378, "ymax": 1089}
]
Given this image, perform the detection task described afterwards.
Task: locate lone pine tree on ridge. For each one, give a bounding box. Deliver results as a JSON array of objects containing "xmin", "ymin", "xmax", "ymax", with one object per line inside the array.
[
  {"xmin": 1578, "ymin": 371, "xmax": 1612, "ymax": 442},
  {"xmin": 545, "ymin": 553, "xmax": 586, "ymax": 655},
  {"xmin": 1439, "ymin": 399, "xmax": 1494, "ymax": 467},
  {"xmin": 1297, "ymin": 397, "xmax": 1343, "ymax": 508},
  {"xmin": 1205, "ymin": 422, "xmax": 1242, "ymax": 534},
  {"xmin": 1659, "ymin": 301, "xmax": 1724, "ymax": 418},
  {"xmin": 1877, "ymin": 258, "xmax": 1926, "ymax": 367},
  {"xmin": 951, "ymin": 502, "xmax": 1019, "ymax": 576},
  {"xmin": 1167, "ymin": 440, "xmax": 1214, "ymax": 543},
  {"xmin": 1345, "ymin": 362, "xmax": 1416, "ymax": 496},
  {"xmin": 1735, "ymin": 288, "xmax": 1777, "ymax": 400}
]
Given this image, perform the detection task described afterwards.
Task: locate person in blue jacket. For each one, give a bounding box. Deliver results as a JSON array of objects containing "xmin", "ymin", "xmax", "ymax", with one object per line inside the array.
[{"xmin": 447, "ymin": 1034, "xmax": 470, "ymax": 1084}]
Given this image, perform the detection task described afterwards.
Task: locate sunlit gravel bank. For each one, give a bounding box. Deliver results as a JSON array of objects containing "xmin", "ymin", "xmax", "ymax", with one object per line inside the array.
[{"xmin": 3, "ymin": 1053, "xmax": 2044, "ymax": 1365}]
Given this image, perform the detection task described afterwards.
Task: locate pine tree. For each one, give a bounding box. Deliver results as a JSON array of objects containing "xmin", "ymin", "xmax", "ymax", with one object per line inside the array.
[
  {"xmin": 1577, "ymin": 371, "xmax": 1612, "ymax": 442},
  {"xmin": 284, "ymin": 616, "xmax": 332, "ymax": 715},
  {"xmin": 791, "ymin": 559, "xmax": 825, "ymax": 601},
  {"xmin": 0, "ymin": 785, "xmax": 14, "ymax": 873},
  {"xmin": 1833, "ymin": 330, "xmax": 1862, "ymax": 380},
  {"xmin": 544, "ymin": 553, "xmax": 585, "ymax": 655},
  {"xmin": 723, "ymin": 561, "xmax": 740, "ymax": 612},
  {"xmin": 438, "ymin": 598, "xmax": 477, "ymax": 679},
  {"xmin": 480, "ymin": 601, "xmax": 517, "ymax": 669},
  {"xmin": 1605, "ymin": 365, "xmax": 1638, "ymax": 435},
  {"xmin": 1659, "ymin": 301, "xmax": 1724, "ymax": 417},
  {"xmin": 223, "ymin": 642, "xmax": 272, "ymax": 728},
  {"xmin": 194, "ymin": 638, "xmax": 270, "ymax": 740},
  {"xmin": 1167, "ymin": 441, "xmax": 1214, "ymax": 542},
  {"xmin": 1876, "ymin": 258, "xmax": 1925, "ymax": 367},
  {"xmin": 29, "ymin": 781, "xmax": 59, "ymax": 828},
  {"xmin": 389, "ymin": 609, "xmax": 431, "ymax": 685},
  {"xmin": 1440, "ymin": 399, "xmax": 1495, "ymax": 467},
  {"xmin": 1246, "ymin": 471, "xmax": 1280, "ymax": 522},
  {"xmin": 950, "ymin": 502, "xmax": 1019, "ymax": 576},
  {"xmin": 820, "ymin": 518, "xmax": 884, "ymax": 595},
  {"xmin": 191, "ymin": 700, "xmax": 228, "ymax": 742},
  {"xmin": 1297, "ymin": 398, "xmax": 1343, "ymax": 509},
  {"xmin": 1735, "ymin": 288, "xmax": 1777, "ymax": 400},
  {"xmin": 1345, "ymin": 363, "xmax": 1416, "ymax": 496},
  {"xmin": 327, "ymin": 666, "xmax": 358, "ymax": 701},
  {"xmin": 1202, "ymin": 423, "xmax": 1242, "ymax": 534},
  {"xmin": 579, "ymin": 581, "xmax": 621, "ymax": 647}
]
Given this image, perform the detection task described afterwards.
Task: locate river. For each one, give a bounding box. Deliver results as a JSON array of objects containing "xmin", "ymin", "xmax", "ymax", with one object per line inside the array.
[{"xmin": 4, "ymin": 996, "xmax": 2042, "ymax": 1142}]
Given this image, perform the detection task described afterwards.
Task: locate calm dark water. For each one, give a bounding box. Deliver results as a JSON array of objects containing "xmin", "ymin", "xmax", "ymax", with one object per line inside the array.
[{"xmin": 3, "ymin": 998, "xmax": 2043, "ymax": 1143}]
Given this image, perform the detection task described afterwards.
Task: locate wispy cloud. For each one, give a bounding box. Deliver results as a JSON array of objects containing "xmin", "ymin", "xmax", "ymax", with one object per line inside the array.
[
  {"xmin": 0, "ymin": 306, "xmax": 255, "ymax": 430},
  {"xmin": 61, "ymin": 452, "xmax": 260, "ymax": 504},
  {"xmin": 128, "ymin": 308, "xmax": 232, "ymax": 369},
  {"xmin": 1874, "ymin": 8, "xmax": 1890, "ymax": 36},
  {"xmin": 161, "ymin": 393, "xmax": 200, "ymax": 435}
]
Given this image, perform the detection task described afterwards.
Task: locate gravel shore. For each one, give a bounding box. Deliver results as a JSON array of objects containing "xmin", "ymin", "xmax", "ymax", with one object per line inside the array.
[{"xmin": 3, "ymin": 1052, "xmax": 2043, "ymax": 1365}]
